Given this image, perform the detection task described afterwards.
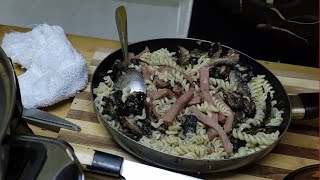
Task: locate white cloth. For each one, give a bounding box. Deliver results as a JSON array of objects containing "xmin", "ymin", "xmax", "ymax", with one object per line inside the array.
[{"xmin": 1, "ymin": 24, "xmax": 88, "ymax": 109}]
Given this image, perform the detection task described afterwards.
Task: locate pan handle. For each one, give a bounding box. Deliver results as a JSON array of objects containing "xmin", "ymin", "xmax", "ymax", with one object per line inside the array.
[{"xmin": 289, "ymin": 93, "xmax": 319, "ymax": 120}]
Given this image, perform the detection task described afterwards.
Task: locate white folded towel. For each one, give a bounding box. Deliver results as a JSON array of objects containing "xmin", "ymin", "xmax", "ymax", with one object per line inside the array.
[{"xmin": 1, "ymin": 24, "xmax": 88, "ymax": 109}]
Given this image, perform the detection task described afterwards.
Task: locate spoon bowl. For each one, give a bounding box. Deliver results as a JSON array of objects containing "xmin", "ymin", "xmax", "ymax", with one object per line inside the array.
[
  {"xmin": 114, "ymin": 6, "xmax": 146, "ymax": 93},
  {"xmin": 114, "ymin": 68, "xmax": 146, "ymax": 93}
]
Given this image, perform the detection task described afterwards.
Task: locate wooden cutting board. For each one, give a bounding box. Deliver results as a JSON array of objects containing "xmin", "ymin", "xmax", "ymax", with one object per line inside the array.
[{"xmin": 57, "ymin": 48, "xmax": 319, "ymax": 180}]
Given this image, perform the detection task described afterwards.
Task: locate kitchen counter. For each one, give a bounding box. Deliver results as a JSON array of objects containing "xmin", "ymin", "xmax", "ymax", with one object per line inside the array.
[{"xmin": 0, "ymin": 24, "xmax": 318, "ymax": 180}]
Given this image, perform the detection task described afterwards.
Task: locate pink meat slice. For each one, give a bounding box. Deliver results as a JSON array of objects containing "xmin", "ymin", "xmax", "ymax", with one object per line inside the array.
[
  {"xmin": 203, "ymin": 93, "xmax": 235, "ymax": 132},
  {"xmin": 223, "ymin": 112, "xmax": 234, "ymax": 133},
  {"xmin": 154, "ymin": 77, "xmax": 170, "ymax": 88},
  {"xmin": 199, "ymin": 67, "xmax": 210, "ymax": 92},
  {"xmin": 141, "ymin": 66, "xmax": 153, "ymax": 81},
  {"xmin": 214, "ymin": 94, "xmax": 234, "ymax": 133},
  {"xmin": 202, "ymin": 91, "xmax": 215, "ymax": 104},
  {"xmin": 218, "ymin": 112, "xmax": 227, "ymax": 123},
  {"xmin": 128, "ymin": 47, "xmax": 150, "ymax": 63},
  {"xmin": 207, "ymin": 128, "xmax": 218, "ymax": 140},
  {"xmin": 147, "ymin": 89, "xmax": 175, "ymax": 100},
  {"xmin": 188, "ymin": 96, "xmax": 202, "ymax": 106},
  {"xmin": 128, "ymin": 52, "xmax": 135, "ymax": 61},
  {"xmin": 199, "ymin": 67, "xmax": 220, "ymax": 139},
  {"xmin": 135, "ymin": 46, "xmax": 150, "ymax": 59},
  {"xmin": 199, "ymin": 67, "xmax": 216, "ymax": 105},
  {"xmin": 190, "ymin": 106, "xmax": 233, "ymax": 153},
  {"xmin": 163, "ymin": 88, "xmax": 195, "ymax": 124},
  {"xmin": 146, "ymin": 90, "xmax": 157, "ymax": 100},
  {"xmin": 207, "ymin": 111, "xmax": 219, "ymax": 141}
]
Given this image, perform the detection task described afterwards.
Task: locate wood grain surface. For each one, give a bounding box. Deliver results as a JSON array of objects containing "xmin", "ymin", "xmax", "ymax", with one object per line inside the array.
[
  {"xmin": 1, "ymin": 25, "xmax": 318, "ymax": 180},
  {"xmin": 57, "ymin": 48, "xmax": 319, "ymax": 180}
]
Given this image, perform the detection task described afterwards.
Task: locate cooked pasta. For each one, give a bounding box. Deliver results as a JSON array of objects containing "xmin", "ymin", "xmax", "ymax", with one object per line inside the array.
[
  {"xmin": 209, "ymin": 78, "xmax": 237, "ymax": 91},
  {"xmin": 232, "ymin": 129, "xmax": 280, "ymax": 145},
  {"xmin": 266, "ymin": 107, "xmax": 284, "ymax": 126},
  {"xmin": 93, "ymin": 43, "xmax": 284, "ymax": 160}
]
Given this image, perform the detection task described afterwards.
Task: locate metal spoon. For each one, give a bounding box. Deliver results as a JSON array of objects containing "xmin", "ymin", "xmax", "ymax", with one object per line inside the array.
[{"xmin": 114, "ymin": 6, "xmax": 146, "ymax": 93}]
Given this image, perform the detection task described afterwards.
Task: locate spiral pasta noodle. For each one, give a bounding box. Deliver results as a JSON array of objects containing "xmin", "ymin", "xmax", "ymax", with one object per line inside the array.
[
  {"xmin": 121, "ymin": 87, "xmax": 131, "ymax": 103},
  {"xmin": 175, "ymin": 144, "xmax": 207, "ymax": 158},
  {"xmin": 266, "ymin": 108, "xmax": 284, "ymax": 126},
  {"xmin": 238, "ymin": 75, "xmax": 276, "ymax": 129},
  {"xmin": 153, "ymin": 97, "xmax": 175, "ymax": 115},
  {"xmin": 241, "ymin": 104, "xmax": 265, "ymax": 129},
  {"xmin": 141, "ymin": 48, "xmax": 185, "ymax": 72},
  {"xmin": 209, "ymin": 78, "xmax": 237, "ymax": 91},
  {"xmin": 232, "ymin": 129, "xmax": 279, "ymax": 145},
  {"xmin": 205, "ymin": 137, "xmax": 228, "ymax": 159},
  {"xmin": 212, "ymin": 97, "xmax": 232, "ymax": 116},
  {"xmin": 196, "ymin": 101, "xmax": 220, "ymax": 114},
  {"xmin": 156, "ymin": 69, "xmax": 190, "ymax": 91},
  {"xmin": 165, "ymin": 122, "xmax": 182, "ymax": 135}
]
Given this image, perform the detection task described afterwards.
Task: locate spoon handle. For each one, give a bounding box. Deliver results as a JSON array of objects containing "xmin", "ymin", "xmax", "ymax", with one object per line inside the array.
[{"xmin": 115, "ymin": 6, "xmax": 129, "ymax": 68}]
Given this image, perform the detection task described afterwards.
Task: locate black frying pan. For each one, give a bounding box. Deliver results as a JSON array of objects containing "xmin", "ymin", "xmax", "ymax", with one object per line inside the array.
[{"xmin": 91, "ymin": 38, "xmax": 318, "ymax": 173}]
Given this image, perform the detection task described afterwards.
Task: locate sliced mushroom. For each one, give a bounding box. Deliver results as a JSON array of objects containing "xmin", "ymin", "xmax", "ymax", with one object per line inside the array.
[
  {"xmin": 223, "ymin": 92, "xmax": 245, "ymax": 110},
  {"xmin": 176, "ymin": 46, "xmax": 191, "ymax": 65},
  {"xmin": 229, "ymin": 70, "xmax": 251, "ymax": 97},
  {"xmin": 121, "ymin": 116, "xmax": 143, "ymax": 136},
  {"xmin": 243, "ymin": 99, "xmax": 256, "ymax": 117},
  {"xmin": 264, "ymin": 92, "xmax": 272, "ymax": 121},
  {"xmin": 208, "ymin": 42, "xmax": 222, "ymax": 59},
  {"xmin": 182, "ymin": 115, "xmax": 197, "ymax": 135},
  {"xmin": 110, "ymin": 59, "xmax": 125, "ymax": 81},
  {"xmin": 101, "ymin": 97, "xmax": 116, "ymax": 117},
  {"xmin": 229, "ymin": 135, "xmax": 246, "ymax": 152}
]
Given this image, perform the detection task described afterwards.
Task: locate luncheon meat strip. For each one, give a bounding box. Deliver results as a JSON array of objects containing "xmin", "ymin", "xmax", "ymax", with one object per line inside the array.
[
  {"xmin": 155, "ymin": 89, "xmax": 170, "ymax": 99},
  {"xmin": 218, "ymin": 112, "xmax": 227, "ymax": 123},
  {"xmin": 223, "ymin": 113, "xmax": 234, "ymax": 133},
  {"xmin": 188, "ymin": 96, "xmax": 202, "ymax": 106},
  {"xmin": 214, "ymin": 94, "xmax": 235, "ymax": 133},
  {"xmin": 199, "ymin": 67, "xmax": 210, "ymax": 92},
  {"xmin": 199, "ymin": 67, "xmax": 235, "ymax": 134},
  {"xmin": 202, "ymin": 91, "xmax": 214, "ymax": 104},
  {"xmin": 199, "ymin": 67, "xmax": 216, "ymax": 105},
  {"xmin": 190, "ymin": 106, "xmax": 233, "ymax": 152},
  {"xmin": 155, "ymin": 77, "xmax": 169, "ymax": 88},
  {"xmin": 135, "ymin": 46, "xmax": 150, "ymax": 58},
  {"xmin": 208, "ymin": 111, "xmax": 220, "ymax": 140},
  {"xmin": 147, "ymin": 90, "xmax": 157, "ymax": 100},
  {"xmin": 147, "ymin": 89, "xmax": 175, "ymax": 100},
  {"xmin": 163, "ymin": 88, "xmax": 195, "ymax": 124},
  {"xmin": 141, "ymin": 66, "xmax": 153, "ymax": 81},
  {"xmin": 207, "ymin": 128, "xmax": 218, "ymax": 140},
  {"xmin": 199, "ymin": 67, "xmax": 219, "ymax": 138},
  {"xmin": 129, "ymin": 47, "xmax": 150, "ymax": 64}
]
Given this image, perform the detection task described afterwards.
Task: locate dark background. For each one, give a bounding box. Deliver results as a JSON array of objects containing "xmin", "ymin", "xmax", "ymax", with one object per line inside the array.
[{"xmin": 188, "ymin": 0, "xmax": 319, "ymax": 67}]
